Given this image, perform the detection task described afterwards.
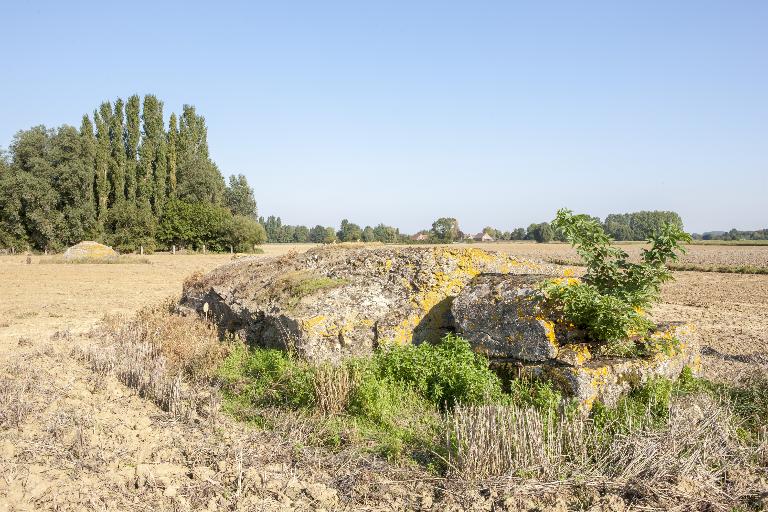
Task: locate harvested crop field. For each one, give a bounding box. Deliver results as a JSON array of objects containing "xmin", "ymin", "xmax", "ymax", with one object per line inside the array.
[
  {"xmin": 1, "ymin": 242, "xmax": 767, "ymax": 510},
  {"xmin": 486, "ymin": 241, "xmax": 768, "ymax": 270}
]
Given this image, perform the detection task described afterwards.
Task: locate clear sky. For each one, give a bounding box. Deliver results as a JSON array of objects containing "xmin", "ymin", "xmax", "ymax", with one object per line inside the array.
[{"xmin": 1, "ymin": 1, "xmax": 766, "ymax": 234}]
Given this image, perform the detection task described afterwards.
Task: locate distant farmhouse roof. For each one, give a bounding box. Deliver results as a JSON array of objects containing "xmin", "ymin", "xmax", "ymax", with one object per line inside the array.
[
  {"xmin": 473, "ymin": 232, "xmax": 495, "ymax": 242},
  {"xmin": 411, "ymin": 233, "xmax": 430, "ymax": 241}
]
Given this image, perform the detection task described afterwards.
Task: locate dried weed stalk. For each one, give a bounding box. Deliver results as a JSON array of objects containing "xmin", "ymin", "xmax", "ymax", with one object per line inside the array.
[
  {"xmin": 313, "ymin": 363, "xmax": 352, "ymax": 416},
  {"xmin": 0, "ymin": 365, "xmax": 36, "ymax": 430},
  {"xmin": 82, "ymin": 300, "xmax": 229, "ymax": 419},
  {"xmin": 446, "ymin": 394, "xmax": 757, "ymax": 509}
]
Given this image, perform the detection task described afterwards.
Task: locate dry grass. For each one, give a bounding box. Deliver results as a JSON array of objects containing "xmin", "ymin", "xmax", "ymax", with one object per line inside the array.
[
  {"xmin": 446, "ymin": 394, "xmax": 762, "ymax": 508},
  {"xmin": 668, "ymin": 262, "xmax": 768, "ymax": 274},
  {"xmin": 546, "ymin": 257, "xmax": 768, "ymax": 274},
  {"xmin": 82, "ymin": 301, "xmax": 229, "ymax": 417},
  {"xmin": 0, "ymin": 364, "xmax": 36, "ymax": 430},
  {"xmin": 57, "ymin": 302, "xmax": 767, "ymax": 510},
  {"xmin": 446, "ymin": 404, "xmax": 591, "ymax": 480},
  {"xmin": 313, "ymin": 363, "xmax": 352, "ymax": 416},
  {"xmin": 474, "ymin": 241, "xmax": 768, "ymax": 270}
]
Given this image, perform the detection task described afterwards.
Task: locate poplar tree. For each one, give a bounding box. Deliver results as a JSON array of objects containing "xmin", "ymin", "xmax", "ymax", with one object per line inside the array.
[
  {"xmin": 167, "ymin": 113, "xmax": 178, "ymax": 198},
  {"xmin": 124, "ymin": 95, "xmax": 141, "ymax": 202},
  {"xmin": 138, "ymin": 95, "xmax": 158, "ymax": 209},
  {"xmin": 79, "ymin": 115, "xmax": 98, "ymax": 235},
  {"xmin": 152, "ymin": 99, "xmax": 167, "ymax": 215},
  {"xmin": 93, "ymin": 109, "xmax": 111, "ymax": 227},
  {"xmin": 110, "ymin": 98, "xmax": 127, "ymax": 204},
  {"xmin": 176, "ymin": 104, "xmax": 224, "ymax": 203},
  {"xmin": 98, "ymin": 102, "xmax": 116, "ymax": 208}
]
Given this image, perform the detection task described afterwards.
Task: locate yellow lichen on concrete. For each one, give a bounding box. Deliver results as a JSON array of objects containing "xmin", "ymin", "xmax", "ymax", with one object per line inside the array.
[
  {"xmin": 535, "ymin": 316, "xmax": 560, "ymax": 353},
  {"xmin": 387, "ymin": 313, "xmax": 424, "ymax": 345},
  {"xmin": 382, "ymin": 247, "xmax": 533, "ymax": 345},
  {"xmin": 550, "ymin": 276, "xmax": 580, "ymax": 286},
  {"xmin": 302, "ymin": 315, "xmax": 336, "ymax": 338},
  {"xmin": 558, "ymin": 343, "xmax": 591, "ymax": 365}
]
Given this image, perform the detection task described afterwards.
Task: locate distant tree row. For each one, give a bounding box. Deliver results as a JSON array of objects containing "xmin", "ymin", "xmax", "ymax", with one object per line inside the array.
[
  {"xmin": 602, "ymin": 211, "xmax": 683, "ymax": 241},
  {"xmin": 0, "ymin": 95, "xmax": 264, "ymax": 253},
  {"xmin": 693, "ymin": 229, "xmax": 768, "ymax": 241},
  {"xmin": 258, "ymin": 216, "xmax": 404, "ymax": 244},
  {"xmin": 478, "ymin": 211, "xmax": 685, "ymax": 243}
]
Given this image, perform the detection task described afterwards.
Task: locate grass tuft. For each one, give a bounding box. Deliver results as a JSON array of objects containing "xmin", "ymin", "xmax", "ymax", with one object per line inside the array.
[{"xmin": 271, "ymin": 271, "xmax": 350, "ymax": 309}]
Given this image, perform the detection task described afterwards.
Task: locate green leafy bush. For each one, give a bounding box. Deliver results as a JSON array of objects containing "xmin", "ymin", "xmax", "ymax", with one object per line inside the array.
[
  {"xmin": 591, "ymin": 377, "xmax": 673, "ymax": 433},
  {"xmin": 370, "ymin": 334, "xmax": 503, "ymax": 409},
  {"xmin": 217, "ymin": 335, "xmax": 502, "ymax": 456},
  {"xmin": 541, "ymin": 280, "xmax": 651, "ymax": 342},
  {"xmin": 552, "ymin": 208, "xmax": 690, "ymax": 308},
  {"xmin": 504, "ymin": 375, "xmax": 573, "ymax": 415},
  {"xmin": 158, "ymin": 199, "xmax": 267, "ymax": 252},
  {"xmin": 542, "ymin": 209, "xmax": 690, "ymax": 342},
  {"xmin": 217, "ymin": 344, "xmax": 314, "ymax": 412}
]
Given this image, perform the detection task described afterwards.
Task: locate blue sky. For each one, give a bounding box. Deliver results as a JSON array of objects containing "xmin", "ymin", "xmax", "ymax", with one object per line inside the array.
[{"xmin": 1, "ymin": 1, "xmax": 766, "ymax": 233}]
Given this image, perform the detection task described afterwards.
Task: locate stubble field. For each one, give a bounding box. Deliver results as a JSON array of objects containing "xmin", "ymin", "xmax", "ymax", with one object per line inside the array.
[{"xmin": 1, "ymin": 242, "xmax": 766, "ymax": 510}]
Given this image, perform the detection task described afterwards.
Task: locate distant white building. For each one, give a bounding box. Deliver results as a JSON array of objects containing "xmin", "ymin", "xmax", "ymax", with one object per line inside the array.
[{"xmin": 473, "ymin": 232, "xmax": 495, "ymax": 242}]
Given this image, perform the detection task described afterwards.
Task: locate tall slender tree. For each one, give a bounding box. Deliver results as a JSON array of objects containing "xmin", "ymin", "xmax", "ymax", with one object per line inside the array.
[
  {"xmin": 124, "ymin": 94, "xmax": 141, "ymax": 203},
  {"xmin": 93, "ymin": 109, "xmax": 111, "ymax": 227},
  {"xmin": 110, "ymin": 98, "xmax": 127, "ymax": 204},
  {"xmin": 138, "ymin": 95, "xmax": 159, "ymax": 210},
  {"xmin": 79, "ymin": 115, "xmax": 98, "ymax": 236},
  {"xmin": 167, "ymin": 113, "xmax": 178, "ymax": 198},
  {"xmin": 152, "ymin": 99, "xmax": 167, "ymax": 215},
  {"xmin": 176, "ymin": 104, "xmax": 224, "ymax": 203},
  {"xmin": 98, "ymin": 102, "xmax": 116, "ymax": 208}
]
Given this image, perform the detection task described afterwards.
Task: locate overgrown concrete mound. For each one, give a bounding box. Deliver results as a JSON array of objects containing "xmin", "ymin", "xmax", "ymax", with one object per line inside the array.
[
  {"xmin": 181, "ymin": 246, "xmax": 699, "ymax": 408},
  {"xmin": 63, "ymin": 241, "xmax": 118, "ymax": 261},
  {"xmin": 452, "ymin": 273, "xmax": 701, "ymax": 408},
  {"xmin": 180, "ymin": 246, "xmax": 556, "ymax": 361}
]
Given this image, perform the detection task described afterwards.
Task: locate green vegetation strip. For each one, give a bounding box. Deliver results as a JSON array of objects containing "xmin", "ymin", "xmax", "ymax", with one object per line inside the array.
[{"xmin": 216, "ymin": 334, "xmax": 768, "ymax": 470}]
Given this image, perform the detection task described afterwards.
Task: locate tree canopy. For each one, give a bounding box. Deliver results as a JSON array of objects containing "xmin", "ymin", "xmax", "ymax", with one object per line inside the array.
[{"xmin": 0, "ymin": 95, "xmax": 260, "ymax": 253}]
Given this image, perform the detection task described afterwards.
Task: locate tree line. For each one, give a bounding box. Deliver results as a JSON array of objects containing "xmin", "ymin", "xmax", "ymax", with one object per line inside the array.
[
  {"xmin": 693, "ymin": 229, "xmax": 768, "ymax": 241},
  {"xmin": 0, "ymin": 95, "xmax": 265, "ymax": 253},
  {"xmin": 253, "ymin": 211, "xmax": 691, "ymax": 246},
  {"xmin": 259, "ymin": 216, "xmax": 405, "ymax": 244},
  {"xmin": 416, "ymin": 211, "xmax": 687, "ymax": 244}
]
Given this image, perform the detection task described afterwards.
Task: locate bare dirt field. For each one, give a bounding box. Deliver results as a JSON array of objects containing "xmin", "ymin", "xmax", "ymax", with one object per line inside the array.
[
  {"xmin": 487, "ymin": 241, "xmax": 768, "ymax": 269},
  {"xmin": 1, "ymin": 242, "xmax": 766, "ymax": 510}
]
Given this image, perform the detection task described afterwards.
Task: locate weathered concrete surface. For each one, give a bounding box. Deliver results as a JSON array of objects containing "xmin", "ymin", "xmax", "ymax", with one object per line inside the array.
[
  {"xmin": 63, "ymin": 241, "xmax": 118, "ymax": 261},
  {"xmin": 451, "ymin": 274, "xmax": 558, "ymax": 362},
  {"xmin": 525, "ymin": 323, "xmax": 701, "ymax": 409},
  {"xmin": 180, "ymin": 245, "xmax": 557, "ymax": 361},
  {"xmin": 452, "ymin": 273, "xmax": 700, "ymax": 409}
]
